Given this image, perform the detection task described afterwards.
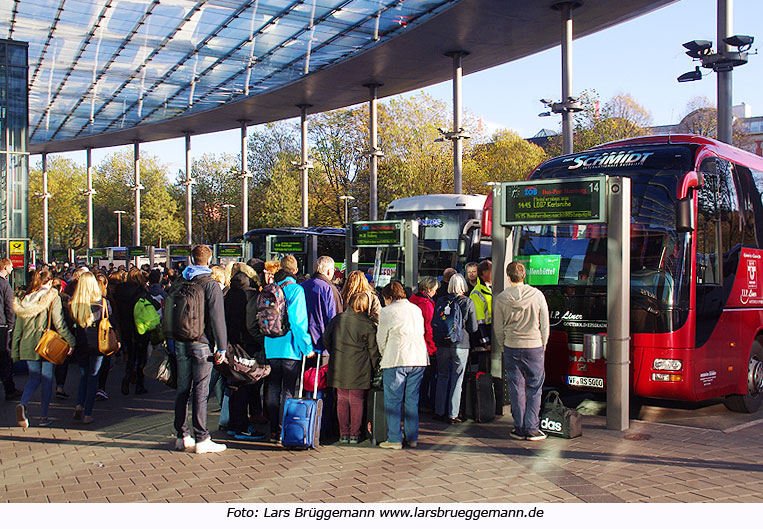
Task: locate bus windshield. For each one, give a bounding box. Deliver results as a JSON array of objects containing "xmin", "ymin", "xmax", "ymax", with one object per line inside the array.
[{"xmin": 516, "ymin": 145, "xmax": 695, "ymax": 333}]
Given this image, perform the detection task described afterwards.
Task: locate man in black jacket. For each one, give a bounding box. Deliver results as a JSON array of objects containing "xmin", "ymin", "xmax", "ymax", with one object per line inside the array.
[
  {"xmin": 172, "ymin": 245, "xmax": 228, "ymax": 454},
  {"xmin": 0, "ymin": 259, "xmax": 20, "ymax": 400}
]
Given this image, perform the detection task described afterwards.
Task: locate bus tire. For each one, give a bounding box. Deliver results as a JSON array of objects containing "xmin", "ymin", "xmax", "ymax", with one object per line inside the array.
[{"xmin": 724, "ymin": 341, "xmax": 763, "ymax": 413}]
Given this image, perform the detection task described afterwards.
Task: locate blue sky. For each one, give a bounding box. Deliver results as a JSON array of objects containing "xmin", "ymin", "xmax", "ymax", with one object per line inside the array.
[{"xmin": 37, "ymin": 0, "xmax": 763, "ymax": 176}]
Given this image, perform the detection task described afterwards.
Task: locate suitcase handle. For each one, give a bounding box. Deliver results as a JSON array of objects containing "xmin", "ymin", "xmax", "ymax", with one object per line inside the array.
[{"xmin": 297, "ymin": 352, "xmax": 322, "ymax": 399}]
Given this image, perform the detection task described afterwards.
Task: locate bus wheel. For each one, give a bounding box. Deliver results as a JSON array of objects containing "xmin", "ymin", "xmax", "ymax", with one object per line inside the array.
[{"xmin": 724, "ymin": 341, "xmax": 763, "ymax": 413}]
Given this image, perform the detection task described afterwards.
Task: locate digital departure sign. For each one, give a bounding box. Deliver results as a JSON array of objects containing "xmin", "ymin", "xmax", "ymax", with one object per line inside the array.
[
  {"xmin": 127, "ymin": 246, "xmax": 147, "ymax": 257},
  {"xmin": 88, "ymin": 248, "xmax": 108, "ymax": 259},
  {"xmin": 169, "ymin": 245, "xmax": 192, "ymax": 257},
  {"xmin": 217, "ymin": 244, "xmax": 243, "ymax": 257},
  {"xmin": 272, "ymin": 237, "xmax": 306, "ymax": 254},
  {"xmin": 351, "ymin": 221, "xmax": 404, "ymax": 248},
  {"xmin": 502, "ymin": 177, "xmax": 606, "ymax": 225}
]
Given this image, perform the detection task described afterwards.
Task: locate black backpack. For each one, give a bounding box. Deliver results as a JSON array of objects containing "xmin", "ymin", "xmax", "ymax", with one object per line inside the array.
[
  {"xmin": 162, "ymin": 276, "xmax": 209, "ymax": 342},
  {"xmin": 432, "ymin": 295, "xmax": 465, "ymax": 346}
]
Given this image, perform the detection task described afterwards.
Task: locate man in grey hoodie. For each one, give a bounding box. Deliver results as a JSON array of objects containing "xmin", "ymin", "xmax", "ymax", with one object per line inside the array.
[{"xmin": 493, "ymin": 261, "xmax": 549, "ymax": 441}]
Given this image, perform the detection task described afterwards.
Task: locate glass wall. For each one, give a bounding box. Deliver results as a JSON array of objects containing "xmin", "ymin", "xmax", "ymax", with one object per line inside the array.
[{"xmin": 0, "ymin": 39, "xmax": 28, "ymax": 242}]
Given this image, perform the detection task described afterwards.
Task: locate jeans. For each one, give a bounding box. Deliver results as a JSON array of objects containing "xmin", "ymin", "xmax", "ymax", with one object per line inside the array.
[
  {"xmin": 266, "ymin": 358, "xmax": 300, "ymax": 435},
  {"xmin": 382, "ymin": 366, "xmax": 425, "ymax": 443},
  {"xmin": 174, "ymin": 342, "xmax": 214, "ymax": 441},
  {"xmin": 336, "ymin": 388, "xmax": 365, "ymax": 437},
  {"xmin": 20, "ymin": 360, "xmax": 55, "ymax": 417},
  {"xmin": 504, "ymin": 346, "xmax": 545, "ymax": 436},
  {"xmin": 76, "ymin": 355, "xmax": 104, "ymax": 415},
  {"xmin": 435, "ymin": 347, "xmax": 469, "ymax": 419},
  {"xmin": 97, "ymin": 354, "xmax": 110, "ymax": 391}
]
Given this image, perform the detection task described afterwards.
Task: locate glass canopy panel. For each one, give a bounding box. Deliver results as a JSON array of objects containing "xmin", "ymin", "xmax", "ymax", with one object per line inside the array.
[{"xmin": 1, "ymin": 0, "xmax": 453, "ymax": 144}]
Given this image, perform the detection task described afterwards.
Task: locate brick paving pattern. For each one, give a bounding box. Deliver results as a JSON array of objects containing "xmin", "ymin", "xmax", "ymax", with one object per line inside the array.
[{"xmin": 2, "ymin": 372, "xmax": 763, "ymax": 503}]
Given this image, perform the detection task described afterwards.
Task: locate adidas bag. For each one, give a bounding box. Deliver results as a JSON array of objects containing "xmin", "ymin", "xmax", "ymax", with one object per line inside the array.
[
  {"xmin": 432, "ymin": 295, "xmax": 464, "ymax": 347},
  {"xmin": 539, "ymin": 390, "xmax": 582, "ymax": 439},
  {"xmin": 256, "ymin": 282, "xmax": 290, "ymax": 337}
]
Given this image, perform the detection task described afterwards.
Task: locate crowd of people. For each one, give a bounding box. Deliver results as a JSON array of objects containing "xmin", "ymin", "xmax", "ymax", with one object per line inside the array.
[{"xmin": 2, "ymin": 246, "xmax": 550, "ymax": 454}]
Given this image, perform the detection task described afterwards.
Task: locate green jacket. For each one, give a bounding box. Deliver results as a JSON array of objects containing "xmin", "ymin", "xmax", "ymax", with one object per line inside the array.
[
  {"xmin": 469, "ymin": 279, "xmax": 493, "ymax": 325},
  {"xmin": 11, "ymin": 288, "xmax": 75, "ymax": 362},
  {"xmin": 324, "ymin": 311, "xmax": 381, "ymax": 390}
]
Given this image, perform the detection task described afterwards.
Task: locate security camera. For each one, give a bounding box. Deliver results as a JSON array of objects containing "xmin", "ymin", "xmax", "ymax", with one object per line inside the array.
[
  {"xmin": 677, "ymin": 66, "xmax": 702, "ymax": 83},
  {"xmin": 539, "ymin": 99, "xmax": 553, "ymax": 105}
]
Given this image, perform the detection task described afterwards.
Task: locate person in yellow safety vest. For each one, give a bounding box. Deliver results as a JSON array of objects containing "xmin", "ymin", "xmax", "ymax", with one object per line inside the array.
[{"xmin": 468, "ymin": 260, "xmax": 492, "ymax": 371}]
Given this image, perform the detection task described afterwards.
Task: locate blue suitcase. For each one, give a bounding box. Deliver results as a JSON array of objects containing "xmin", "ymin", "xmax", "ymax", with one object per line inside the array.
[{"xmin": 281, "ymin": 355, "xmax": 323, "ymax": 449}]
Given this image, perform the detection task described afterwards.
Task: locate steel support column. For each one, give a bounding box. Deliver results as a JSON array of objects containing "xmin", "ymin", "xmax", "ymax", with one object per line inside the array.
[
  {"xmin": 365, "ymin": 83, "xmax": 382, "ymax": 221},
  {"xmin": 239, "ymin": 120, "xmax": 249, "ymax": 236},
  {"xmin": 133, "ymin": 141, "xmax": 141, "ymax": 246},
  {"xmin": 450, "ymin": 52, "xmax": 466, "ymax": 194},
  {"xmin": 184, "ymin": 132, "xmax": 193, "ymax": 245},
  {"xmin": 557, "ymin": 2, "xmax": 577, "ymax": 154},
  {"xmin": 85, "ymin": 148, "xmax": 95, "ymax": 249},
  {"xmin": 717, "ymin": 0, "xmax": 733, "ymax": 144},
  {"xmin": 42, "ymin": 153, "xmax": 50, "ymax": 263},
  {"xmin": 298, "ymin": 105, "xmax": 312, "ymax": 228}
]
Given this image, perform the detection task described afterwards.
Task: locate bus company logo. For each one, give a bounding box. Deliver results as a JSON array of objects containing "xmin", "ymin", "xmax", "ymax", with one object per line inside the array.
[
  {"xmin": 741, "ymin": 257, "xmax": 760, "ymax": 305},
  {"xmin": 565, "ymin": 151, "xmax": 655, "ymax": 170},
  {"xmin": 418, "ymin": 218, "xmax": 444, "ymax": 228},
  {"xmin": 569, "ymin": 355, "xmax": 595, "ymax": 364},
  {"xmin": 524, "ymin": 187, "xmax": 538, "ymax": 196},
  {"xmin": 748, "ymin": 261, "xmax": 757, "ymax": 284}
]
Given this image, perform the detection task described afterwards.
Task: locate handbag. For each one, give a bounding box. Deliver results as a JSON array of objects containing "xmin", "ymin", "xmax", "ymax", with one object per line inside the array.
[
  {"xmin": 98, "ymin": 299, "xmax": 119, "ymax": 356},
  {"xmin": 539, "ymin": 390, "xmax": 582, "ymax": 439},
  {"xmin": 35, "ymin": 307, "xmax": 70, "ymax": 365},
  {"xmin": 303, "ymin": 363, "xmax": 328, "ymax": 392},
  {"xmin": 143, "ymin": 343, "xmax": 177, "ymax": 389},
  {"xmin": 214, "ymin": 343, "xmax": 271, "ymax": 386}
]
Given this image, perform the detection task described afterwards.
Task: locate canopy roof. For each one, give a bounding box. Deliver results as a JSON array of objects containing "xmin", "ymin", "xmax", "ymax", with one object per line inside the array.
[{"xmin": 1, "ymin": 0, "xmax": 674, "ymax": 154}]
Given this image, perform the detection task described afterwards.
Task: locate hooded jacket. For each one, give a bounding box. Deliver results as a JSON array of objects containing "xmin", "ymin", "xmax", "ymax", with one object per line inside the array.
[
  {"xmin": 177, "ymin": 265, "xmax": 227, "ymax": 351},
  {"xmin": 264, "ymin": 272, "xmax": 312, "ymax": 361},
  {"xmin": 493, "ymin": 283, "xmax": 550, "ymax": 350},
  {"xmin": 11, "ymin": 287, "xmax": 76, "ymax": 362}
]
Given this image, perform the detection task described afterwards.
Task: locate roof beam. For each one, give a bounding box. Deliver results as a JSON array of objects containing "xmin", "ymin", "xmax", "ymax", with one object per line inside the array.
[{"xmin": 29, "ymin": 0, "xmax": 68, "ymax": 87}]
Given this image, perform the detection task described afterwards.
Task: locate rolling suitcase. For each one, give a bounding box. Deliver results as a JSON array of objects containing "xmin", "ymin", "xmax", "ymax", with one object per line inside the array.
[
  {"xmin": 365, "ymin": 387, "xmax": 386, "ymax": 445},
  {"xmin": 280, "ymin": 355, "xmax": 323, "ymax": 449},
  {"xmin": 461, "ymin": 371, "xmax": 496, "ymax": 423}
]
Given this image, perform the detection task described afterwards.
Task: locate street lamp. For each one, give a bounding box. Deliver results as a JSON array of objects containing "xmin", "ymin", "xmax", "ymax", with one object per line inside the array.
[
  {"xmin": 338, "ymin": 195, "xmax": 355, "ymax": 225},
  {"xmin": 113, "ymin": 210, "xmax": 126, "ymax": 247},
  {"xmin": 222, "ymin": 204, "xmax": 236, "ymax": 241}
]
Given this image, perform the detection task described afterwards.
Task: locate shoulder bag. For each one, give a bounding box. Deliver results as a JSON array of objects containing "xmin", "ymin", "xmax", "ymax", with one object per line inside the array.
[
  {"xmin": 35, "ymin": 306, "xmax": 70, "ymax": 365},
  {"xmin": 98, "ymin": 298, "xmax": 119, "ymax": 355}
]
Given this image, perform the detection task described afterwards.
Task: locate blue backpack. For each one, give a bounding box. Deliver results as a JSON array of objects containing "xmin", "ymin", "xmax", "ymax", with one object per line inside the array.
[{"xmin": 432, "ymin": 295, "xmax": 465, "ymax": 346}]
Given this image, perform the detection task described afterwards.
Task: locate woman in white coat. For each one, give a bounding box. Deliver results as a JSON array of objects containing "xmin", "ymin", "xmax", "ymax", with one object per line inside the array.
[{"xmin": 376, "ymin": 281, "xmax": 428, "ymax": 449}]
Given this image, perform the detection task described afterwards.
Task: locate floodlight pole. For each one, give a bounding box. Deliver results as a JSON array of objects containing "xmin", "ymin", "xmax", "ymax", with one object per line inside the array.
[
  {"xmin": 553, "ymin": 2, "xmax": 581, "ymax": 154},
  {"xmin": 717, "ymin": 0, "xmax": 733, "ymax": 144},
  {"xmin": 42, "ymin": 153, "xmax": 50, "ymax": 263},
  {"xmin": 133, "ymin": 141, "xmax": 141, "ymax": 246},
  {"xmin": 85, "ymin": 148, "xmax": 95, "ymax": 250},
  {"xmin": 447, "ymin": 51, "xmax": 468, "ymax": 194},
  {"xmin": 239, "ymin": 120, "xmax": 249, "ymax": 236},
  {"xmin": 184, "ymin": 132, "xmax": 194, "ymax": 245},
  {"xmin": 298, "ymin": 105, "xmax": 312, "ymax": 228},
  {"xmin": 365, "ymin": 83, "xmax": 382, "ymax": 221}
]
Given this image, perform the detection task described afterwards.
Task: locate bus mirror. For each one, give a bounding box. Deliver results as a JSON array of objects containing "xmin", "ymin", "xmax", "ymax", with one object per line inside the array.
[
  {"xmin": 458, "ymin": 236, "xmax": 468, "ymax": 257},
  {"xmin": 676, "ymin": 195, "xmax": 695, "ymax": 233}
]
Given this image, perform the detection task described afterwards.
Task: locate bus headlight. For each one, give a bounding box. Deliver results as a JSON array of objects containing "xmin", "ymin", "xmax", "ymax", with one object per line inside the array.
[{"xmin": 653, "ymin": 358, "xmax": 683, "ymax": 371}]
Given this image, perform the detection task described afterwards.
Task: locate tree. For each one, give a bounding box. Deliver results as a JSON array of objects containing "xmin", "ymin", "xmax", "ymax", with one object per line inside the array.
[
  {"xmin": 676, "ymin": 96, "xmax": 748, "ymax": 149},
  {"xmin": 28, "ymin": 156, "xmax": 87, "ymax": 252},
  {"xmin": 470, "ymin": 129, "xmax": 549, "ymax": 187}
]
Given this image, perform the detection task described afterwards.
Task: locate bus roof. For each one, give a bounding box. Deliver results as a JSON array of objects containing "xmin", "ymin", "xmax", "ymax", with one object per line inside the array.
[{"xmin": 385, "ymin": 194, "xmax": 487, "ymax": 213}]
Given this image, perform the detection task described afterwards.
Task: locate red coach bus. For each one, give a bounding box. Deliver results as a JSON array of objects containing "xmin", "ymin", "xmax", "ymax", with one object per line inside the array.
[{"xmin": 492, "ymin": 135, "xmax": 763, "ymax": 412}]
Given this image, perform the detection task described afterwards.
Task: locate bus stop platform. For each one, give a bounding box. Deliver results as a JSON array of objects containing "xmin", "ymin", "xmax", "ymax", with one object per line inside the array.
[{"xmin": 2, "ymin": 374, "xmax": 763, "ymax": 504}]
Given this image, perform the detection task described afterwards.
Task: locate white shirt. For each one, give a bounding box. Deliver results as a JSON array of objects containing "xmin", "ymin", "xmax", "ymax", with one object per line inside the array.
[{"xmin": 376, "ymin": 299, "xmax": 428, "ymax": 369}]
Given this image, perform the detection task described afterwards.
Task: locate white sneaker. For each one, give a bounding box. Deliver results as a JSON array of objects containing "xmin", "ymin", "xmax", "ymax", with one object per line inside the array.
[
  {"xmin": 194, "ymin": 438, "xmax": 227, "ymax": 454},
  {"xmin": 175, "ymin": 436, "xmax": 196, "ymax": 451}
]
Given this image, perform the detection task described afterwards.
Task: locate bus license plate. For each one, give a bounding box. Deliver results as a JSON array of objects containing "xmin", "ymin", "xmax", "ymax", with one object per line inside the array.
[{"xmin": 567, "ymin": 376, "xmax": 604, "ymax": 388}]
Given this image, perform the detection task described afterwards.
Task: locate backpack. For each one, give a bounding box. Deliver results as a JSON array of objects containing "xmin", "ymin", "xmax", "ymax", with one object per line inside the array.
[
  {"xmin": 134, "ymin": 297, "xmax": 161, "ymax": 335},
  {"xmin": 162, "ymin": 276, "xmax": 209, "ymax": 342},
  {"xmin": 255, "ymin": 281, "xmax": 290, "ymax": 337},
  {"xmin": 432, "ymin": 295, "xmax": 465, "ymax": 346}
]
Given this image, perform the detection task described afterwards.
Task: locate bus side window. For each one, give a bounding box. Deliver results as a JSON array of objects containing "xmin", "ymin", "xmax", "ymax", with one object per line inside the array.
[
  {"xmin": 737, "ymin": 164, "xmax": 763, "ymax": 249},
  {"xmin": 697, "ymin": 158, "xmax": 721, "ymax": 285}
]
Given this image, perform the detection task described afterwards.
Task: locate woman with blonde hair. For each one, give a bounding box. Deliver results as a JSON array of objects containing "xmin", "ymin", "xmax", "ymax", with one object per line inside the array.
[
  {"xmin": 12, "ymin": 267, "xmax": 76, "ymax": 427},
  {"xmin": 340, "ymin": 270, "xmax": 381, "ymax": 324},
  {"xmin": 69, "ymin": 272, "xmax": 113, "ymax": 424}
]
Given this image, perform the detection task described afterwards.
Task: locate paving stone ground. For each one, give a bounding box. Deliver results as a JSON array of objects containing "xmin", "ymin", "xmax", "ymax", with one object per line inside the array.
[{"xmin": 2, "ymin": 367, "xmax": 763, "ymax": 503}]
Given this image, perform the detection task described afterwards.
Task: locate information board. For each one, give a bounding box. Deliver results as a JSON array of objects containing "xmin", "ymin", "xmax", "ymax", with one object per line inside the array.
[
  {"xmin": 88, "ymin": 248, "xmax": 108, "ymax": 259},
  {"xmin": 169, "ymin": 245, "xmax": 192, "ymax": 257},
  {"xmin": 127, "ymin": 246, "xmax": 147, "ymax": 257},
  {"xmin": 217, "ymin": 243, "xmax": 243, "ymax": 257},
  {"xmin": 272, "ymin": 237, "xmax": 306, "ymax": 254},
  {"xmin": 351, "ymin": 221, "xmax": 404, "ymax": 248},
  {"xmin": 50, "ymin": 249, "xmax": 69, "ymax": 262},
  {"xmin": 502, "ymin": 177, "xmax": 606, "ymax": 225}
]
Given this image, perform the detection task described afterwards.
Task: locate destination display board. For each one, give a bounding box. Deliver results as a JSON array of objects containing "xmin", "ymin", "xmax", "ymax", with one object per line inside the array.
[
  {"xmin": 272, "ymin": 236, "xmax": 306, "ymax": 254},
  {"xmin": 502, "ymin": 176, "xmax": 606, "ymax": 225},
  {"xmin": 50, "ymin": 249, "xmax": 69, "ymax": 262},
  {"xmin": 88, "ymin": 248, "xmax": 108, "ymax": 259},
  {"xmin": 351, "ymin": 221, "xmax": 404, "ymax": 248},
  {"xmin": 217, "ymin": 243, "xmax": 243, "ymax": 257},
  {"xmin": 169, "ymin": 245, "xmax": 192, "ymax": 257},
  {"xmin": 127, "ymin": 246, "xmax": 147, "ymax": 257}
]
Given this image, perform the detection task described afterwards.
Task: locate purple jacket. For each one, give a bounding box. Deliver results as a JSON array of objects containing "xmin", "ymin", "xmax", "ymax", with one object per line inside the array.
[{"xmin": 302, "ymin": 274, "xmax": 341, "ymax": 354}]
